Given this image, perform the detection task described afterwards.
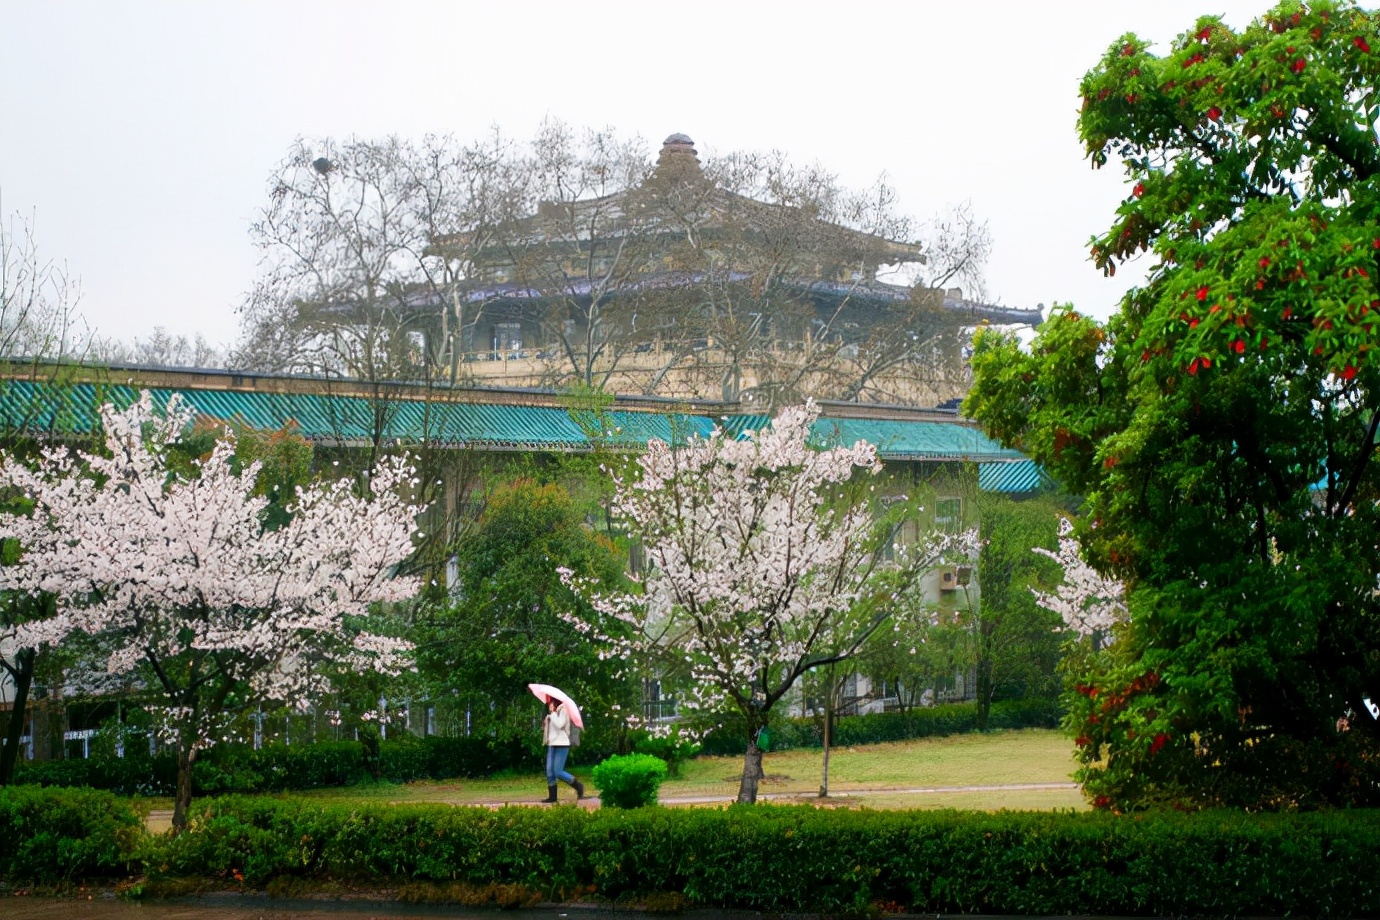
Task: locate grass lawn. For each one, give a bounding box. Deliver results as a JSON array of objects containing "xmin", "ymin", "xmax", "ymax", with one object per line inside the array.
[
  {"xmin": 141, "ymin": 729, "xmax": 1084, "ymax": 831},
  {"xmin": 286, "ymin": 728, "xmax": 1084, "ymax": 811}
]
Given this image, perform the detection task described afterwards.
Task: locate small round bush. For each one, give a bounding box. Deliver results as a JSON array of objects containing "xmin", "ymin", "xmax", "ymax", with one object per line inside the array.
[{"xmin": 591, "ymin": 753, "xmax": 669, "ymax": 808}]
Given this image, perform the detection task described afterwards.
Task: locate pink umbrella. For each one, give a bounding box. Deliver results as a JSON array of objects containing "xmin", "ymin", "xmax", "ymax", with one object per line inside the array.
[{"xmin": 528, "ymin": 682, "xmax": 585, "ymax": 729}]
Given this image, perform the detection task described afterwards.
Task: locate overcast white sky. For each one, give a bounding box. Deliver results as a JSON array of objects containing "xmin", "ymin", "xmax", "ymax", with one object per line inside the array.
[{"xmin": 1, "ymin": 0, "xmax": 1272, "ymax": 349}]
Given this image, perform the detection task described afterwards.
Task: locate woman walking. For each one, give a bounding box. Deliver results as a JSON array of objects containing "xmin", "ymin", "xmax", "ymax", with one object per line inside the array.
[{"xmin": 542, "ymin": 695, "xmax": 585, "ymax": 803}]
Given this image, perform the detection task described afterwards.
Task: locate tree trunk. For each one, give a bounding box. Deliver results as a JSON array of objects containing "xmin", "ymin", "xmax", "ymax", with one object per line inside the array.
[
  {"xmin": 975, "ymin": 622, "xmax": 995, "ymax": 731},
  {"xmin": 172, "ymin": 743, "xmax": 197, "ymax": 833},
  {"xmin": 737, "ymin": 738, "xmax": 764, "ymax": 804},
  {"xmin": 0, "ymin": 648, "xmax": 35, "ymax": 786},
  {"xmin": 819, "ymin": 704, "xmax": 832, "ymax": 798},
  {"xmin": 975, "ymin": 654, "xmax": 993, "ymax": 731},
  {"xmin": 819, "ymin": 666, "xmax": 839, "ymax": 798}
]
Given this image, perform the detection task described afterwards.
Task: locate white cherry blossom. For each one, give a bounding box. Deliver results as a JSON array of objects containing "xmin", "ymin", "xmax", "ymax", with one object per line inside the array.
[
  {"xmin": 0, "ymin": 392, "xmax": 422, "ymax": 828},
  {"xmin": 562, "ymin": 400, "xmax": 977, "ymax": 803},
  {"xmin": 1031, "ymin": 517, "xmax": 1128, "ymax": 642}
]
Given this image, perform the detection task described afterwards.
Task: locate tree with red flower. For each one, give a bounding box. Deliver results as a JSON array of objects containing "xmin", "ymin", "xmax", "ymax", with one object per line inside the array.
[{"xmin": 967, "ymin": 0, "xmax": 1380, "ymax": 812}]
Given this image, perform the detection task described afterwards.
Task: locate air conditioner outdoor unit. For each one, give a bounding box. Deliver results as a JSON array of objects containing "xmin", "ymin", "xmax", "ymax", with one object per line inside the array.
[{"xmin": 939, "ymin": 565, "xmax": 973, "ymax": 591}]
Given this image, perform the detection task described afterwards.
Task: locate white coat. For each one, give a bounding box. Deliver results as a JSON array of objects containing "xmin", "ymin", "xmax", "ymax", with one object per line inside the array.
[{"xmin": 543, "ymin": 705, "xmax": 572, "ymax": 746}]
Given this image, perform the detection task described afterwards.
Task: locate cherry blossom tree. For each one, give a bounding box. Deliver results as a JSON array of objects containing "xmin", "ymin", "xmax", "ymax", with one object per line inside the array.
[
  {"xmin": 563, "ymin": 401, "xmax": 977, "ymax": 803},
  {"xmin": 0, "ymin": 393, "xmax": 422, "ymax": 829},
  {"xmin": 1031, "ymin": 517, "xmax": 1127, "ymax": 646}
]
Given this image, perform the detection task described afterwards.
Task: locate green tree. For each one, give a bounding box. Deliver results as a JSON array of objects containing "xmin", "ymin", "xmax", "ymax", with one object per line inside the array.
[
  {"xmin": 0, "ymin": 528, "xmax": 52, "ymax": 785},
  {"xmin": 964, "ymin": 0, "xmax": 1380, "ymax": 809},
  {"xmin": 415, "ymin": 478, "xmax": 637, "ymax": 750},
  {"xmin": 970, "ymin": 494, "xmax": 1066, "ymax": 729}
]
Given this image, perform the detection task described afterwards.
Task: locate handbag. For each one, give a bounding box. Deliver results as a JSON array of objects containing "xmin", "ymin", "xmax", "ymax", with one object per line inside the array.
[{"xmin": 569, "ymin": 725, "xmax": 582, "ymax": 747}]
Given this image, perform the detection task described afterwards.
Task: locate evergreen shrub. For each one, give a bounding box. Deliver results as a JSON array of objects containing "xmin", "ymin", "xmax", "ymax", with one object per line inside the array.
[
  {"xmin": 14, "ymin": 752, "xmax": 177, "ymax": 795},
  {"xmin": 591, "ymin": 753, "xmax": 668, "ymax": 808},
  {"xmin": 699, "ymin": 697, "xmax": 1062, "ymax": 755},
  {"xmin": 10, "ymin": 734, "xmax": 532, "ymax": 796},
  {"xmin": 0, "ymin": 785, "xmax": 143, "ymax": 883},
  {"xmin": 134, "ymin": 796, "xmax": 1380, "ymax": 916}
]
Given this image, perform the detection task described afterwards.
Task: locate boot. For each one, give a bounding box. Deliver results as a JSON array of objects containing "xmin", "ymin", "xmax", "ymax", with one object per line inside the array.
[
  {"xmin": 567, "ymin": 777, "xmax": 585, "ymax": 800},
  {"xmin": 542, "ymin": 784, "xmax": 558, "ymax": 803}
]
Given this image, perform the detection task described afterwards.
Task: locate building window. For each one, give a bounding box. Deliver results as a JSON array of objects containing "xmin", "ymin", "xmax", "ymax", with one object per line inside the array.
[
  {"xmin": 935, "ymin": 497, "xmax": 962, "ymax": 533},
  {"xmin": 492, "ymin": 322, "xmax": 522, "ymax": 355},
  {"xmin": 643, "ymin": 679, "xmax": 677, "ymax": 721}
]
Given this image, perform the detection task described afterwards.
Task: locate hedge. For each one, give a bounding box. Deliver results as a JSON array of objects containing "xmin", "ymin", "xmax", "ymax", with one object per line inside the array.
[
  {"xmin": 700, "ymin": 697, "xmax": 1062, "ymax": 755},
  {"xmin": 11, "ymin": 734, "xmax": 534, "ymax": 796},
  {"xmin": 0, "ymin": 785, "xmax": 143, "ymax": 884},
  {"xmin": 5, "ymin": 787, "xmax": 1377, "ymax": 914},
  {"xmin": 137, "ymin": 796, "xmax": 1379, "ymax": 916}
]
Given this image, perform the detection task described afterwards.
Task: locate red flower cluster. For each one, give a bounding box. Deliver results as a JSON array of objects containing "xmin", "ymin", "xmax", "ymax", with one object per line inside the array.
[
  {"xmin": 1149, "ymin": 733, "xmax": 1170, "ymax": 756},
  {"xmin": 1133, "ymin": 182, "xmax": 1145, "ymax": 198},
  {"xmin": 1125, "ymin": 671, "xmax": 1161, "ymax": 694},
  {"xmin": 1232, "ymin": 339, "xmax": 1246, "ymax": 354},
  {"xmin": 1196, "ymin": 286, "xmax": 1210, "ymax": 301},
  {"xmin": 1292, "ymin": 57, "xmax": 1307, "ymax": 73},
  {"xmin": 1207, "ymin": 106, "xmax": 1222, "ymax": 121},
  {"xmin": 1342, "ymin": 364, "xmax": 1359, "ymax": 381},
  {"xmin": 1356, "ymin": 36, "xmax": 1371, "ymax": 53}
]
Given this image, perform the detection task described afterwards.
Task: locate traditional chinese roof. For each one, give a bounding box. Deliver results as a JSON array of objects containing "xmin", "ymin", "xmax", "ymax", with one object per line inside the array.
[
  {"xmin": 391, "ymin": 272, "xmax": 1043, "ymax": 328},
  {"xmin": 433, "ymin": 133, "xmax": 926, "ymax": 265},
  {"xmin": 0, "ymin": 365, "xmax": 1029, "ymax": 475},
  {"xmin": 978, "ymin": 459, "xmax": 1047, "ymax": 494}
]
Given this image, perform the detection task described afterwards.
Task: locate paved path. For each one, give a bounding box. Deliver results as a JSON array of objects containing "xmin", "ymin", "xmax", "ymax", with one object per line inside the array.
[
  {"xmin": 144, "ymin": 782, "xmax": 1080, "ymax": 827},
  {"xmin": 0, "ymin": 892, "xmax": 1139, "ymax": 920},
  {"xmin": 0, "ymin": 894, "xmax": 787, "ymax": 920}
]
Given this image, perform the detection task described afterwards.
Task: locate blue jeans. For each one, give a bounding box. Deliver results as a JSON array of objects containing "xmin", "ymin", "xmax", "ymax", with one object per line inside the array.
[{"xmin": 545, "ymin": 745, "xmax": 573, "ymax": 784}]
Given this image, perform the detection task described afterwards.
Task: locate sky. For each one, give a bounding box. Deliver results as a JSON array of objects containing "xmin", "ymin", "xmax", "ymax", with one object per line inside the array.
[{"xmin": 1, "ymin": 0, "xmax": 1276, "ymax": 350}]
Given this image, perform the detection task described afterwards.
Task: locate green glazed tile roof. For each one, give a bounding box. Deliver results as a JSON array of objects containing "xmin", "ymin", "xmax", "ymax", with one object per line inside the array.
[
  {"xmin": 723, "ymin": 414, "xmax": 1025, "ymax": 462},
  {"xmin": 0, "ymin": 381, "xmax": 716, "ymax": 451},
  {"xmin": 978, "ymin": 460, "xmax": 1046, "ymax": 493},
  {"xmin": 0, "ymin": 380, "xmax": 1026, "ymax": 471}
]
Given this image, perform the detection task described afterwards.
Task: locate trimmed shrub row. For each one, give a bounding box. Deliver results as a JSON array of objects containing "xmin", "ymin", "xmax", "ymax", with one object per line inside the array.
[
  {"xmin": 700, "ymin": 697, "xmax": 1063, "ymax": 756},
  {"xmin": 144, "ymin": 797, "xmax": 1380, "ymax": 915},
  {"xmin": 12, "ymin": 734, "xmax": 532, "ymax": 796},
  {"xmin": 0, "ymin": 785, "xmax": 143, "ymax": 883}
]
